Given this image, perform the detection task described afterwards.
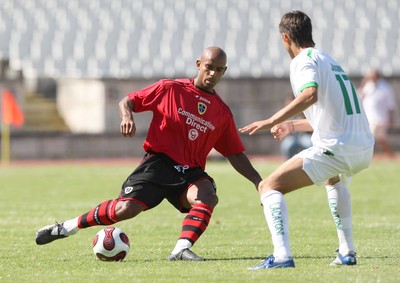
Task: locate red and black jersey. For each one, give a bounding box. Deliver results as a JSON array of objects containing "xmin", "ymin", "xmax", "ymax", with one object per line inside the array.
[{"xmin": 127, "ymin": 78, "xmax": 245, "ymax": 169}]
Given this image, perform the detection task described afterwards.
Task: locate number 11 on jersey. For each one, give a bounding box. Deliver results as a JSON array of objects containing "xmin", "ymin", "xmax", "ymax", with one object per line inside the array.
[{"xmin": 335, "ymin": 74, "xmax": 361, "ymax": 115}]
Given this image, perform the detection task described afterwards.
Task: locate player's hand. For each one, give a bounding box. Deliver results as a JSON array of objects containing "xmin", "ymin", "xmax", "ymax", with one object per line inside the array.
[
  {"xmin": 239, "ymin": 119, "xmax": 273, "ymax": 135},
  {"xmin": 120, "ymin": 118, "xmax": 136, "ymax": 137},
  {"xmin": 271, "ymin": 121, "xmax": 292, "ymax": 141}
]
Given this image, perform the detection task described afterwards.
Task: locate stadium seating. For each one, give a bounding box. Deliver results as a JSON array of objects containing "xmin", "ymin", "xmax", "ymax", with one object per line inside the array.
[{"xmin": 0, "ymin": 0, "xmax": 399, "ymax": 78}]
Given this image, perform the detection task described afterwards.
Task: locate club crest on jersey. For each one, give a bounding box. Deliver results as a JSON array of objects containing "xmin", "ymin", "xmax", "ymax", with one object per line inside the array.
[{"xmin": 198, "ymin": 102, "xmax": 207, "ymax": 115}]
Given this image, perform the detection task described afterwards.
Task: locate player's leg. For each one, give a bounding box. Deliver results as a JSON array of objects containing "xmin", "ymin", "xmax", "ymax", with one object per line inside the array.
[
  {"xmin": 35, "ymin": 197, "xmax": 147, "ymax": 245},
  {"xmin": 35, "ymin": 199, "xmax": 145, "ymax": 245},
  {"xmin": 168, "ymin": 177, "xmax": 217, "ymax": 261},
  {"xmin": 250, "ymin": 156, "xmax": 313, "ymax": 269},
  {"xmin": 325, "ymin": 149, "xmax": 373, "ymax": 265},
  {"xmin": 36, "ymin": 156, "xmax": 160, "ymax": 245},
  {"xmin": 325, "ymin": 176, "xmax": 357, "ymax": 265},
  {"xmin": 77, "ymin": 198, "xmax": 146, "ymax": 228}
]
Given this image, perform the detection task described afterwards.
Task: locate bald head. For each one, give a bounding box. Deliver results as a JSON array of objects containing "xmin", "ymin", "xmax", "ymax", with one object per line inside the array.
[{"xmin": 200, "ymin": 46, "xmax": 227, "ymax": 65}]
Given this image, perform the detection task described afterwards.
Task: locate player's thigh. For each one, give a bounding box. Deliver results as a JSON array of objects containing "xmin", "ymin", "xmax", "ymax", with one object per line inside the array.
[
  {"xmin": 165, "ymin": 178, "xmax": 217, "ymax": 213},
  {"xmin": 121, "ymin": 182, "xmax": 166, "ymax": 211},
  {"xmin": 295, "ymin": 146, "xmax": 371, "ymax": 187},
  {"xmin": 171, "ymin": 177, "xmax": 217, "ymax": 210},
  {"xmin": 260, "ymin": 157, "xmax": 313, "ymax": 194},
  {"xmin": 189, "ymin": 177, "xmax": 217, "ymax": 204}
]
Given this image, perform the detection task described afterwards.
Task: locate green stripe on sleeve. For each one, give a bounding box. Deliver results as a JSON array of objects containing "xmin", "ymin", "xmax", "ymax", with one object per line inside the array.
[{"xmin": 297, "ymin": 82, "xmax": 318, "ymax": 94}]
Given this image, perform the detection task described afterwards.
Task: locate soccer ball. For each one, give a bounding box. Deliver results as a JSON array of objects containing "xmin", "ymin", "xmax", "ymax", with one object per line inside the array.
[{"xmin": 92, "ymin": 227, "xmax": 130, "ymax": 261}]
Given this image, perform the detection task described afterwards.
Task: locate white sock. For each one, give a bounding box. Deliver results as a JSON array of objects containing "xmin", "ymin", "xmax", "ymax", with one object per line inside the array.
[
  {"xmin": 326, "ymin": 181, "xmax": 354, "ymax": 255},
  {"xmin": 62, "ymin": 217, "xmax": 79, "ymax": 236},
  {"xmin": 260, "ymin": 190, "xmax": 292, "ymax": 261},
  {"xmin": 171, "ymin": 239, "xmax": 192, "ymax": 255}
]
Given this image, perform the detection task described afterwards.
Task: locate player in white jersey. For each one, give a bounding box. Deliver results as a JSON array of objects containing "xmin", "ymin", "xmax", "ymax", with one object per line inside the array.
[
  {"xmin": 359, "ymin": 68, "xmax": 397, "ymax": 157},
  {"xmin": 240, "ymin": 11, "xmax": 374, "ymax": 269}
]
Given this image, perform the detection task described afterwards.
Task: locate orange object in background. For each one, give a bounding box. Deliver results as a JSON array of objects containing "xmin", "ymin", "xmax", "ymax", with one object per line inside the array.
[{"xmin": 1, "ymin": 89, "xmax": 24, "ymax": 127}]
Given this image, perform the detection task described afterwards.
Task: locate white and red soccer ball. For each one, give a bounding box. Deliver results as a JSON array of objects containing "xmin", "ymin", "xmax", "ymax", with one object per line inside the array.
[{"xmin": 92, "ymin": 227, "xmax": 130, "ymax": 261}]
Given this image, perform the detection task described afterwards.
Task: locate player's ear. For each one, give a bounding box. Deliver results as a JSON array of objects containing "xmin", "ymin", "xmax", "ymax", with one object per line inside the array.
[
  {"xmin": 222, "ymin": 66, "xmax": 227, "ymax": 75},
  {"xmin": 196, "ymin": 59, "xmax": 201, "ymax": 70},
  {"xmin": 281, "ymin": 32, "xmax": 290, "ymax": 43}
]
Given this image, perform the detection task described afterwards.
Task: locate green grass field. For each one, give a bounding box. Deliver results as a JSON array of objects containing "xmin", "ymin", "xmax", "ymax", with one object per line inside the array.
[{"xmin": 1, "ymin": 157, "xmax": 399, "ymax": 283}]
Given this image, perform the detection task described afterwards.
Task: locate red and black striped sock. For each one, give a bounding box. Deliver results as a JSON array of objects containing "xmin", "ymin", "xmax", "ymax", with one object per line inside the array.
[
  {"xmin": 179, "ymin": 203, "xmax": 213, "ymax": 244},
  {"xmin": 78, "ymin": 200, "xmax": 120, "ymax": 228}
]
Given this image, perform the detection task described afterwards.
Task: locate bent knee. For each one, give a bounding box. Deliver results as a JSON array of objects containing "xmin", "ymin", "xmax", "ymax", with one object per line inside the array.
[
  {"xmin": 258, "ymin": 179, "xmax": 273, "ymax": 194},
  {"xmin": 258, "ymin": 178, "xmax": 288, "ymax": 195},
  {"xmin": 326, "ymin": 176, "xmax": 340, "ymax": 186},
  {"xmin": 196, "ymin": 193, "xmax": 218, "ymax": 208},
  {"xmin": 209, "ymin": 194, "xmax": 219, "ymax": 208},
  {"xmin": 115, "ymin": 199, "xmax": 145, "ymax": 220}
]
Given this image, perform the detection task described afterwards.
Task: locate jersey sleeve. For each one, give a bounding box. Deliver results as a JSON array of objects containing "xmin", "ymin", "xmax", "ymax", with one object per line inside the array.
[
  {"xmin": 292, "ymin": 53, "xmax": 319, "ymax": 94},
  {"xmin": 127, "ymin": 80, "xmax": 165, "ymax": 113},
  {"xmin": 213, "ymin": 115, "xmax": 245, "ymax": 157}
]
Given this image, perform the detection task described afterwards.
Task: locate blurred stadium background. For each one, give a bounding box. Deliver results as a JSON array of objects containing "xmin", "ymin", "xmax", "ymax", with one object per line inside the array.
[{"xmin": 0, "ymin": 0, "xmax": 399, "ymax": 160}]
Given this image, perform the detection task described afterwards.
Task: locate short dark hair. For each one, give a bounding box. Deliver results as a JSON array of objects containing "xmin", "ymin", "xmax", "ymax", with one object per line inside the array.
[{"xmin": 279, "ymin": 11, "xmax": 315, "ymax": 48}]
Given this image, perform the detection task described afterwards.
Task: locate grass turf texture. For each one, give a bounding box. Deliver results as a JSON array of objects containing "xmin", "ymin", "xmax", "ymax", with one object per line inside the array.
[{"xmin": 0, "ymin": 158, "xmax": 399, "ymax": 282}]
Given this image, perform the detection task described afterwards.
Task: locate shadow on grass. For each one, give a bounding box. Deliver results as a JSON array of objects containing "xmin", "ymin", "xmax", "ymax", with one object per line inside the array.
[
  {"xmin": 205, "ymin": 254, "xmax": 391, "ymax": 261},
  {"xmin": 205, "ymin": 256, "xmax": 264, "ymax": 261}
]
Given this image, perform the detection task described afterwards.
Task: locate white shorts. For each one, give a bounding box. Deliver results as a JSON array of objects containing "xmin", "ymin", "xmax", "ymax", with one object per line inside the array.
[{"xmin": 295, "ymin": 146, "xmax": 373, "ymax": 187}]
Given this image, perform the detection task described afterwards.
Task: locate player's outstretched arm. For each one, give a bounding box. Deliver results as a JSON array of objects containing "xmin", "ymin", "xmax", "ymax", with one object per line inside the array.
[
  {"xmin": 240, "ymin": 87, "xmax": 317, "ymax": 136},
  {"xmin": 239, "ymin": 119, "xmax": 274, "ymax": 135}
]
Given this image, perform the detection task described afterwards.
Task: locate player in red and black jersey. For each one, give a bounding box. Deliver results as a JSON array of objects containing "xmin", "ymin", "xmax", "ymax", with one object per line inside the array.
[{"xmin": 36, "ymin": 47, "xmax": 262, "ymax": 261}]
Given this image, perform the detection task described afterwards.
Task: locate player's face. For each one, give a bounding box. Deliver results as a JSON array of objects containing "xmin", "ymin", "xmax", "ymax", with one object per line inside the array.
[{"xmin": 195, "ymin": 57, "xmax": 227, "ymax": 92}]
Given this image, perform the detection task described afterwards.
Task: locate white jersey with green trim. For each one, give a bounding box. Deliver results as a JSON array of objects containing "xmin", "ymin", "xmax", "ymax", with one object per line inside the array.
[{"xmin": 290, "ymin": 48, "xmax": 374, "ymax": 156}]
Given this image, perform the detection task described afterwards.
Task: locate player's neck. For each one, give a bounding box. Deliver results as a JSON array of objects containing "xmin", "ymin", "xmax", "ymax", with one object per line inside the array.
[
  {"xmin": 192, "ymin": 78, "xmax": 215, "ymax": 94},
  {"xmin": 291, "ymin": 46, "xmax": 313, "ymax": 58}
]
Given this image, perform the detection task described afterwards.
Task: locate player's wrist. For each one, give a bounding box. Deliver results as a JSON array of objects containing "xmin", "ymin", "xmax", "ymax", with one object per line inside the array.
[
  {"xmin": 290, "ymin": 121, "xmax": 295, "ymax": 132},
  {"xmin": 121, "ymin": 114, "xmax": 134, "ymax": 121}
]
